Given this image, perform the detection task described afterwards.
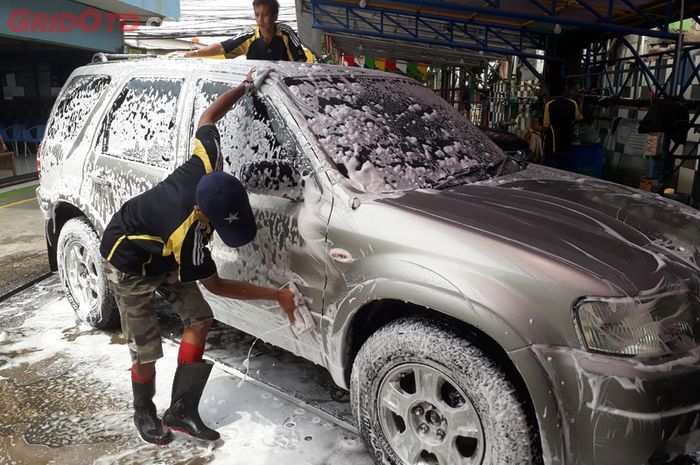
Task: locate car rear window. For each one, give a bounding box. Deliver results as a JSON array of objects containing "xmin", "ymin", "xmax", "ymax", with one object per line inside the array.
[
  {"xmin": 284, "ymin": 75, "xmax": 512, "ymax": 192},
  {"xmin": 98, "ymin": 78, "xmax": 184, "ymax": 169},
  {"xmin": 44, "ymin": 74, "xmax": 111, "ymax": 158}
]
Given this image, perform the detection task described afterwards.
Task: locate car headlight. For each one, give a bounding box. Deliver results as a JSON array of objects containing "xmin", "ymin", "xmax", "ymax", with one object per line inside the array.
[{"xmin": 574, "ymin": 291, "xmax": 700, "ymax": 357}]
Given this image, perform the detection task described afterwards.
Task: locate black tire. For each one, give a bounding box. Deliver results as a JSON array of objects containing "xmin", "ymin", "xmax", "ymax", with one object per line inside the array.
[
  {"xmin": 56, "ymin": 217, "xmax": 119, "ymax": 329},
  {"xmin": 351, "ymin": 316, "xmax": 537, "ymax": 465}
]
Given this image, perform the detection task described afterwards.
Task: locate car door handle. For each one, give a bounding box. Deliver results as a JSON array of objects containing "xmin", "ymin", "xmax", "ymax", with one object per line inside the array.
[{"xmin": 330, "ymin": 248, "xmax": 354, "ymax": 263}]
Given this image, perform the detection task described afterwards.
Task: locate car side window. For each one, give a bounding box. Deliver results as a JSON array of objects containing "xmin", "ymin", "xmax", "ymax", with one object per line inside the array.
[
  {"xmin": 259, "ymin": 95, "xmax": 311, "ymax": 175},
  {"xmin": 192, "ymin": 80, "xmax": 310, "ymax": 176},
  {"xmin": 44, "ymin": 75, "xmax": 111, "ymax": 158},
  {"xmin": 98, "ymin": 78, "xmax": 183, "ymax": 169},
  {"xmin": 191, "ymin": 79, "xmax": 243, "ymax": 168}
]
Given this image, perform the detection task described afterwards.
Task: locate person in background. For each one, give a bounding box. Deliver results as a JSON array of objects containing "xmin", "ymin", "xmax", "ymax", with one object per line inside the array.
[
  {"xmin": 523, "ymin": 118, "xmax": 545, "ymax": 163},
  {"xmin": 543, "ymin": 75, "xmax": 583, "ymax": 167},
  {"xmin": 173, "ymin": 0, "xmax": 306, "ymax": 62}
]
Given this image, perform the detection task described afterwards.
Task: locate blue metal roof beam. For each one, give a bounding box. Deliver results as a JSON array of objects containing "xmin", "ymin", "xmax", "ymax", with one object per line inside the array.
[
  {"xmin": 313, "ymin": 1, "xmax": 556, "ymax": 61},
  {"xmin": 321, "ymin": 1, "xmax": 558, "ymax": 38},
  {"xmin": 527, "ymin": 0, "xmax": 554, "ymax": 17},
  {"xmin": 419, "ymin": 17, "xmax": 452, "ymax": 43},
  {"xmin": 571, "ymin": 0, "xmax": 607, "ymax": 22},
  {"xmin": 383, "ymin": 13, "xmax": 418, "ymax": 38},
  {"xmin": 349, "ymin": 8, "xmax": 383, "ymax": 34},
  {"xmin": 619, "ymin": 36, "xmax": 669, "ymax": 97},
  {"xmin": 316, "ymin": 5, "xmax": 348, "ymax": 28},
  {"xmin": 377, "ymin": 0, "xmax": 679, "ymax": 40},
  {"xmin": 619, "ymin": 0, "xmax": 666, "ymax": 31},
  {"xmin": 458, "ymin": 24, "xmax": 487, "ymax": 47}
]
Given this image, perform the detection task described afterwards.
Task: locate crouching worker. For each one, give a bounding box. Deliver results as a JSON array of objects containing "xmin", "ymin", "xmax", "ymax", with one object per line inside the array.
[{"xmin": 99, "ymin": 69, "xmax": 296, "ymax": 445}]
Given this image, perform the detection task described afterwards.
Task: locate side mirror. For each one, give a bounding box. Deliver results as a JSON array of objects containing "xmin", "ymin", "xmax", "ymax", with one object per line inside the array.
[{"xmin": 239, "ymin": 160, "xmax": 304, "ymax": 201}]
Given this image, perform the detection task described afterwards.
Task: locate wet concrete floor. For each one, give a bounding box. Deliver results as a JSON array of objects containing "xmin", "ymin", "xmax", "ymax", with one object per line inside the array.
[
  {"xmin": 0, "ymin": 185, "xmax": 367, "ymax": 464},
  {"xmin": 0, "ymin": 277, "xmax": 371, "ymax": 465},
  {"xmin": 0, "ymin": 183, "xmax": 49, "ymax": 297}
]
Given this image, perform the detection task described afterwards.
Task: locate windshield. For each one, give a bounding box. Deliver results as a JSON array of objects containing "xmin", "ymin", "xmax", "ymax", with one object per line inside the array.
[{"xmin": 285, "ymin": 75, "xmax": 519, "ymax": 192}]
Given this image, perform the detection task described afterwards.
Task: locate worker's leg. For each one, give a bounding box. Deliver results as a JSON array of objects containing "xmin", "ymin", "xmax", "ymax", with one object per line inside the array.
[
  {"xmin": 158, "ymin": 274, "xmax": 219, "ymax": 441},
  {"xmin": 179, "ymin": 318, "xmax": 213, "ymax": 364},
  {"xmin": 131, "ymin": 361, "xmax": 156, "ymax": 380},
  {"xmin": 103, "ymin": 260, "xmax": 172, "ymax": 445}
]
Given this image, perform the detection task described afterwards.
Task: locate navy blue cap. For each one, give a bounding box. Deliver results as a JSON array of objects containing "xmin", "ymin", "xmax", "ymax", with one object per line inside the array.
[{"xmin": 196, "ymin": 172, "xmax": 257, "ymax": 247}]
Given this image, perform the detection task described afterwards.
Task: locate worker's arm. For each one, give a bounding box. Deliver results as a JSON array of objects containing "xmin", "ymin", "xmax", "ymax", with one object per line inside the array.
[
  {"xmin": 201, "ymin": 273, "xmax": 297, "ymax": 323},
  {"xmin": 574, "ymin": 101, "xmax": 583, "ymax": 122},
  {"xmin": 167, "ymin": 43, "xmax": 225, "ymax": 58},
  {"xmin": 198, "ymin": 71, "xmax": 252, "ymax": 128},
  {"xmin": 185, "ymin": 43, "xmax": 225, "ymax": 58},
  {"xmin": 220, "ymin": 29, "xmax": 255, "ymax": 59},
  {"xmin": 280, "ymin": 24, "xmax": 308, "ymax": 62},
  {"xmin": 198, "ymin": 69, "xmax": 271, "ymax": 128},
  {"xmin": 543, "ymin": 100, "xmax": 551, "ymax": 128}
]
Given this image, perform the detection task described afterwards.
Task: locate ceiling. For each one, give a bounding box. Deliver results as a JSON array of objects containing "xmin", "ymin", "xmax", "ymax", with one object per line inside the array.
[{"xmin": 297, "ymin": 0, "xmax": 696, "ymax": 67}]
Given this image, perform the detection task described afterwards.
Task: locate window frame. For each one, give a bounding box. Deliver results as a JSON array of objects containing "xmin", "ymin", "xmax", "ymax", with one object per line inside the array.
[
  {"xmin": 190, "ymin": 77, "xmax": 312, "ymax": 176},
  {"xmin": 44, "ymin": 74, "xmax": 112, "ymax": 147},
  {"xmin": 96, "ymin": 75, "xmax": 187, "ymax": 170}
]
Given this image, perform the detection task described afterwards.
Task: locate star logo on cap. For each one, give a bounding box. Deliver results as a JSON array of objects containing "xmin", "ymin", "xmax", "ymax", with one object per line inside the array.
[{"xmin": 225, "ymin": 212, "xmax": 239, "ymax": 224}]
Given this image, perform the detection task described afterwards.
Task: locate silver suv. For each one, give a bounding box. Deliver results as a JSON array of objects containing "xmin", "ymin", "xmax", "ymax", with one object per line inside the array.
[{"xmin": 38, "ymin": 58, "xmax": 700, "ymax": 465}]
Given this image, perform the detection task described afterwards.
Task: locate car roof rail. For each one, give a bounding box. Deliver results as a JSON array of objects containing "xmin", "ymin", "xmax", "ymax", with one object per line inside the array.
[{"xmin": 91, "ymin": 53, "xmax": 159, "ymax": 63}]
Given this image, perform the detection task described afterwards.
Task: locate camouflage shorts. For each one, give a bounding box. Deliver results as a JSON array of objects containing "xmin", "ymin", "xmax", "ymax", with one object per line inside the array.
[{"xmin": 103, "ymin": 259, "xmax": 214, "ymax": 365}]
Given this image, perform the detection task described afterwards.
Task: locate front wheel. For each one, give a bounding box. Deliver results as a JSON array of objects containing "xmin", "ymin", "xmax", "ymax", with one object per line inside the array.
[
  {"xmin": 56, "ymin": 217, "xmax": 119, "ymax": 329},
  {"xmin": 351, "ymin": 316, "xmax": 538, "ymax": 465}
]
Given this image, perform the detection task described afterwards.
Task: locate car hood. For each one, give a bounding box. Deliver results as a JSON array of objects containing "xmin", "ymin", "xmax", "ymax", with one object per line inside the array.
[{"xmin": 378, "ymin": 176, "xmax": 700, "ymax": 296}]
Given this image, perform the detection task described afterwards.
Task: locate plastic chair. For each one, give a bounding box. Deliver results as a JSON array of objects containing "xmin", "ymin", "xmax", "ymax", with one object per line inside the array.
[
  {"xmin": 23, "ymin": 125, "xmax": 46, "ymax": 157},
  {"xmin": 2, "ymin": 124, "xmax": 28, "ymax": 157},
  {"xmin": 0, "ymin": 127, "xmax": 16, "ymax": 176}
]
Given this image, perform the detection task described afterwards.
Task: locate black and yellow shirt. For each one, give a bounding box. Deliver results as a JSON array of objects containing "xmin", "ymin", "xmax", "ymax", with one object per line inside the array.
[
  {"xmin": 221, "ymin": 24, "xmax": 306, "ymax": 61},
  {"xmin": 100, "ymin": 125, "xmax": 223, "ymax": 282},
  {"xmin": 543, "ymin": 97, "xmax": 583, "ymax": 153}
]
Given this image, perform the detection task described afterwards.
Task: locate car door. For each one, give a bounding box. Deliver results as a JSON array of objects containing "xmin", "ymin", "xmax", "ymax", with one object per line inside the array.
[
  {"xmin": 83, "ymin": 74, "xmax": 187, "ymax": 230},
  {"xmin": 191, "ymin": 78, "xmax": 331, "ymax": 365}
]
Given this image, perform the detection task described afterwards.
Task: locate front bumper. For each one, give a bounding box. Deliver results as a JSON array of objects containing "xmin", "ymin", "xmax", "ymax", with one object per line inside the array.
[{"xmin": 511, "ymin": 345, "xmax": 700, "ymax": 465}]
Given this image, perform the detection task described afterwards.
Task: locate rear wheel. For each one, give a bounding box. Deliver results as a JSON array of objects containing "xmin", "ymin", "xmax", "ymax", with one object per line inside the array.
[
  {"xmin": 57, "ymin": 217, "xmax": 118, "ymax": 329},
  {"xmin": 351, "ymin": 316, "xmax": 538, "ymax": 465}
]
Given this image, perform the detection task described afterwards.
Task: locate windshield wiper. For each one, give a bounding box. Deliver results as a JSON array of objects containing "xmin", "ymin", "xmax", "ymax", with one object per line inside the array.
[
  {"xmin": 432, "ymin": 164, "xmax": 487, "ymax": 189},
  {"xmin": 485, "ymin": 157, "xmax": 512, "ymax": 176}
]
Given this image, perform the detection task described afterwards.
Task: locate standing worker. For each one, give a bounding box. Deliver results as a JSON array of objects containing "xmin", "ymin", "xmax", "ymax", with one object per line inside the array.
[
  {"xmin": 175, "ymin": 0, "xmax": 306, "ymax": 62},
  {"xmin": 543, "ymin": 75, "xmax": 583, "ymax": 168},
  {"xmin": 100, "ymin": 69, "xmax": 298, "ymax": 445}
]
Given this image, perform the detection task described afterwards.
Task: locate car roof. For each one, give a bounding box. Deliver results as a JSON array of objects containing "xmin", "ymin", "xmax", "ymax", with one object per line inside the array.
[{"xmin": 80, "ymin": 57, "xmax": 407, "ymax": 82}]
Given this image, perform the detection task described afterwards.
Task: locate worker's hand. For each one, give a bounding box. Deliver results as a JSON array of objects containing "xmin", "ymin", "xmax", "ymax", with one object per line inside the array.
[
  {"xmin": 244, "ymin": 68, "xmax": 272, "ymax": 92},
  {"xmin": 253, "ymin": 68, "xmax": 272, "ymax": 90},
  {"xmin": 276, "ymin": 287, "xmax": 297, "ymax": 326},
  {"xmin": 166, "ymin": 51, "xmax": 189, "ymax": 58},
  {"xmin": 245, "ymin": 68, "xmax": 255, "ymax": 85}
]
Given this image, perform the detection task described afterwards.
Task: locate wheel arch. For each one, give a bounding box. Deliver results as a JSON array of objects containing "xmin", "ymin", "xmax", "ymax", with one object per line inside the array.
[
  {"xmin": 342, "ymin": 299, "xmax": 544, "ymax": 463},
  {"xmin": 47, "ymin": 202, "xmax": 93, "ymax": 271},
  {"xmin": 344, "ymin": 299, "xmax": 531, "ymax": 398}
]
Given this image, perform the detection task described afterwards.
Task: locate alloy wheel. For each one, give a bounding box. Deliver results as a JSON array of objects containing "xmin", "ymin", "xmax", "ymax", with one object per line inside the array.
[
  {"xmin": 63, "ymin": 239, "xmax": 101, "ymax": 321},
  {"xmin": 378, "ymin": 363, "xmax": 485, "ymax": 465}
]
